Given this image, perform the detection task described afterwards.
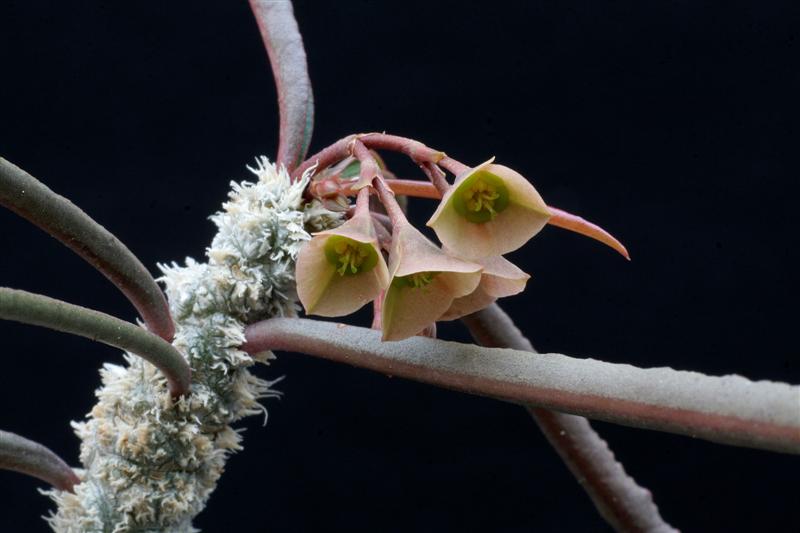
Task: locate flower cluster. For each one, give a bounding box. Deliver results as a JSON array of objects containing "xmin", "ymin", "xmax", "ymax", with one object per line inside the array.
[{"xmin": 296, "ymin": 149, "xmax": 550, "ymax": 341}]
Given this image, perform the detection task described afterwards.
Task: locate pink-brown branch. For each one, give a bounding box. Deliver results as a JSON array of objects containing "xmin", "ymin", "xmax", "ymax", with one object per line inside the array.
[
  {"xmin": 249, "ymin": 0, "xmax": 314, "ymax": 172},
  {"xmin": 462, "ymin": 304, "xmax": 676, "ymax": 532}
]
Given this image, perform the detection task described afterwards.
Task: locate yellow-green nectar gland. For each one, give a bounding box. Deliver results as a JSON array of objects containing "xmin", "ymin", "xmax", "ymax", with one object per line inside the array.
[
  {"xmin": 393, "ymin": 271, "xmax": 438, "ymax": 290},
  {"xmin": 324, "ymin": 236, "xmax": 378, "ymax": 276},
  {"xmin": 452, "ymin": 171, "xmax": 510, "ymax": 223}
]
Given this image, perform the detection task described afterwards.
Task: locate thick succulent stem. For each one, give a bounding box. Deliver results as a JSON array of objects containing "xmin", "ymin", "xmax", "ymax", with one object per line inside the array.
[
  {"xmin": 249, "ymin": 0, "xmax": 314, "ymax": 172},
  {"xmin": 0, "ymin": 158, "xmax": 174, "ymax": 341},
  {"xmin": 0, "ymin": 287, "xmax": 191, "ymax": 397},
  {"xmin": 243, "ymin": 317, "xmax": 800, "ymax": 454},
  {"xmin": 462, "ymin": 304, "xmax": 676, "ymax": 532},
  {"xmin": 0, "ymin": 430, "xmax": 80, "ymax": 492}
]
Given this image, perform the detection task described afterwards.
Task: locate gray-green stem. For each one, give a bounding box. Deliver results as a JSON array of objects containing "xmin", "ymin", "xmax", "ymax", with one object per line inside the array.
[
  {"xmin": 0, "ymin": 158, "xmax": 174, "ymax": 341},
  {"xmin": 242, "ymin": 317, "xmax": 800, "ymax": 454},
  {"xmin": 0, "ymin": 287, "xmax": 191, "ymax": 397},
  {"xmin": 0, "ymin": 430, "xmax": 80, "ymax": 492}
]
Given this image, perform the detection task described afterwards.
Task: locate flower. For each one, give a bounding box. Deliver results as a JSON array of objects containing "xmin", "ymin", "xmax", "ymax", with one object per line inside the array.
[
  {"xmin": 296, "ymin": 210, "xmax": 389, "ymax": 316},
  {"xmin": 381, "ymin": 222, "xmax": 482, "ymax": 341},
  {"xmin": 427, "ymin": 159, "xmax": 551, "ymax": 259},
  {"xmin": 439, "ymin": 254, "xmax": 530, "ymax": 320}
]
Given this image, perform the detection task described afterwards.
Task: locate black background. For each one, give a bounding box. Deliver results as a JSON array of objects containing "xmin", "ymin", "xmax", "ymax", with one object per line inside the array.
[{"xmin": 1, "ymin": 1, "xmax": 799, "ymax": 531}]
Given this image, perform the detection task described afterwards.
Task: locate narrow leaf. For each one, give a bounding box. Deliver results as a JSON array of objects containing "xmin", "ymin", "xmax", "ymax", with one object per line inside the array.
[
  {"xmin": 0, "ymin": 288, "xmax": 191, "ymax": 397},
  {"xmin": 0, "ymin": 159, "xmax": 174, "ymax": 340},
  {"xmin": 0, "ymin": 430, "xmax": 80, "ymax": 492},
  {"xmin": 249, "ymin": 0, "xmax": 314, "ymax": 172}
]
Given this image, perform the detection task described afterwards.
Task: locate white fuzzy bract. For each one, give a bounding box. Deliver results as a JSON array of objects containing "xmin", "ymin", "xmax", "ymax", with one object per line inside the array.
[{"xmin": 45, "ymin": 159, "xmax": 341, "ymax": 532}]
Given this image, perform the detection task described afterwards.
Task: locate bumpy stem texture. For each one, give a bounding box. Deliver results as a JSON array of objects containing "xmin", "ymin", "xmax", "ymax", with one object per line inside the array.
[
  {"xmin": 462, "ymin": 304, "xmax": 676, "ymax": 533},
  {"xmin": 0, "ymin": 430, "xmax": 80, "ymax": 492},
  {"xmin": 0, "ymin": 158, "xmax": 174, "ymax": 341},
  {"xmin": 244, "ymin": 318, "xmax": 800, "ymax": 454},
  {"xmin": 45, "ymin": 159, "xmax": 341, "ymax": 532},
  {"xmin": 0, "ymin": 287, "xmax": 190, "ymax": 397}
]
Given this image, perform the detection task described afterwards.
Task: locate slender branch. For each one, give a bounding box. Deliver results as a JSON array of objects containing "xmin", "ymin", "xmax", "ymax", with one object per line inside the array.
[
  {"xmin": 420, "ymin": 162, "xmax": 450, "ymax": 195},
  {"xmin": 357, "ymin": 133, "xmax": 445, "ymax": 165},
  {"xmin": 293, "ymin": 136, "xmax": 353, "ymax": 181},
  {"xmin": 293, "ymin": 133, "xmax": 446, "ymax": 182},
  {"xmin": 372, "ymin": 177, "xmax": 406, "ymax": 227},
  {"xmin": 438, "ymin": 156, "xmax": 470, "ymax": 175},
  {"xmin": 351, "ymin": 139, "xmax": 383, "ymax": 190},
  {"xmin": 249, "ymin": 0, "xmax": 314, "ymax": 172},
  {"xmin": 344, "ymin": 179, "xmax": 441, "ymax": 199},
  {"xmin": 354, "ymin": 186, "xmax": 371, "ymax": 217},
  {"xmin": 0, "ymin": 430, "xmax": 80, "ymax": 492},
  {"xmin": 462, "ymin": 305, "xmax": 676, "ymax": 533},
  {"xmin": 242, "ymin": 317, "xmax": 800, "ymax": 454},
  {"xmin": 0, "ymin": 288, "xmax": 191, "ymax": 397},
  {"xmin": 0, "ymin": 158, "xmax": 174, "ymax": 341}
]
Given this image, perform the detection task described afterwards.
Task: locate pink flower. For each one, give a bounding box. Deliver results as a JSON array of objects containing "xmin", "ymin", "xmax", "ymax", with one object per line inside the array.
[
  {"xmin": 439, "ymin": 254, "xmax": 530, "ymax": 320},
  {"xmin": 381, "ymin": 222, "xmax": 482, "ymax": 341},
  {"xmin": 296, "ymin": 210, "xmax": 389, "ymax": 316},
  {"xmin": 427, "ymin": 159, "xmax": 551, "ymax": 259}
]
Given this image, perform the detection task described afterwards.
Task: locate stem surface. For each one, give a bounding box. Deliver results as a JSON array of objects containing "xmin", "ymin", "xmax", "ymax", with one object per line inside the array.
[
  {"xmin": 0, "ymin": 430, "xmax": 80, "ymax": 492},
  {"xmin": 463, "ymin": 304, "xmax": 676, "ymax": 532},
  {"xmin": 0, "ymin": 287, "xmax": 191, "ymax": 397},
  {"xmin": 249, "ymin": 0, "xmax": 314, "ymax": 172},
  {"xmin": 0, "ymin": 158, "xmax": 174, "ymax": 341},
  {"xmin": 243, "ymin": 317, "xmax": 800, "ymax": 454}
]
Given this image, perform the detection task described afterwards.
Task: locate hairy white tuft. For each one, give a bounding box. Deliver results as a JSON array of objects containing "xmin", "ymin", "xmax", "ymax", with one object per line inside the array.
[{"xmin": 44, "ymin": 160, "xmax": 341, "ymax": 532}]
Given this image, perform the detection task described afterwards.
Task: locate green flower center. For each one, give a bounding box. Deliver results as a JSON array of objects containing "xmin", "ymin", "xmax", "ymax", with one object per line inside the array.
[
  {"xmin": 324, "ymin": 236, "xmax": 378, "ymax": 276},
  {"xmin": 452, "ymin": 171, "xmax": 510, "ymax": 223},
  {"xmin": 393, "ymin": 271, "xmax": 439, "ymax": 290}
]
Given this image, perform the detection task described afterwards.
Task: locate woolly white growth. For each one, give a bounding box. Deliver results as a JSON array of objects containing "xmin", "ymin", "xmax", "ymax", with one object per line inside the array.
[{"xmin": 45, "ymin": 160, "xmax": 341, "ymax": 532}]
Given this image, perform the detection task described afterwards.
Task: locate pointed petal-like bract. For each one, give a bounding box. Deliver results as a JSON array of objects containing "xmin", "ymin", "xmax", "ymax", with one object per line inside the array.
[
  {"xmin": 427, "ymin": 160, "xmax": 551, "ymax": 259},
  {"xmin": 381, "ymin": 223, "xmax": 481, "ymax": 341},
  {"xmin": 296, "ymin": 211, "xmax": 389, "ymax": 316},
  {"xmin": 439, "ymin": 254, "xmax": 530, "ymax": 321}
]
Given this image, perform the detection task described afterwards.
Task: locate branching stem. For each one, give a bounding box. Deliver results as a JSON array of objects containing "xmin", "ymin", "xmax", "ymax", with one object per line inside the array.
[
  {"xmin": 372, "ymin": 177, "xmax": 407, "ymax": 227},
  {"xmin": 292, "ymin": 133, "xmax": 450, "ymax": 182},
  {"xmin": 438, "ymin": 156, "xmax": 470, "ymax": 176}
]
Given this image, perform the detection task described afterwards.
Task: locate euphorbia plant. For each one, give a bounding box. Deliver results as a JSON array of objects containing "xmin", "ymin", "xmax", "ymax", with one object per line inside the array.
[{"xmin": 0, "ymin": 2, "xmax": 798, "ymax": 532}]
